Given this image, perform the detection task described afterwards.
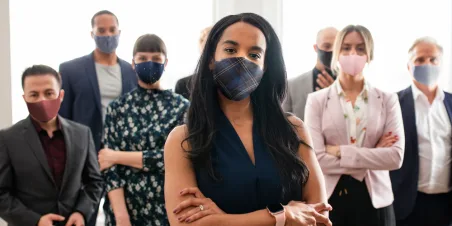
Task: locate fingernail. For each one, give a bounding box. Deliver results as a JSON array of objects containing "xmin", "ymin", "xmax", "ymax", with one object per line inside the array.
[
  {"xmin": 178, "ymin": 217, "xmax": 183, "ymax": 221},
  {"xmin": 186, "ymin": 218, "xmax": 191, "ymax": 223},
  {"xmin": 173, "ymin": 208, "xmax": 178, "ymax": 213},
  {"xmin": 389, "ymin": 132, "xmax": 392, "ymax": 135}
]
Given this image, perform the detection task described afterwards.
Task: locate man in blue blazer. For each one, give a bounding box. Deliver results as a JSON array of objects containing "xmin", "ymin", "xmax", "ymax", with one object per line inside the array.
[
  {"xmin": 390, "ymin": 37, "xmax": 452, "ymax": 226},
  {"xmin": 58, "ymin": 10, "xmax": 137, "ymax": 226},
  {"xmin": 59, "ymin": 10, "xmax": 137, "ymax": 152}
]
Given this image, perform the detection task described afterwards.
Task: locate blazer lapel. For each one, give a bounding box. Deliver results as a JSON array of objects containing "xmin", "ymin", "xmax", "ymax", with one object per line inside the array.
[
  {"xmin": 23, "ymin": 117, "xmax": 56, "ymax": 187},
  {"xmin": 85, "ymin": 52, "xmax": 102, "ymax": 116},
  {"xmin": 364, "ymin": 86, "xmax": 383, "ymax": 147},
  {"xmin": 58, "ymin": 117, "xmax": 77, "ymax": 194},
  {"xmin": 325, "ymin": 87, "xmax": 348, "ymax": 144},
  {"xmin": 400, "ymin": 87, "xmax": 418, "ymax": 152}
]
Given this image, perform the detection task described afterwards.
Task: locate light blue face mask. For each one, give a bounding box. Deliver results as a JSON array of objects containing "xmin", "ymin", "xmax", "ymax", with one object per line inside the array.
[
  {"xmin": 412, "ymin": 64, "xmax": 441, "ymax": 86},
  {"xmin": 94, "ymin": 34, "xmax": 119, "ymax": 53}
]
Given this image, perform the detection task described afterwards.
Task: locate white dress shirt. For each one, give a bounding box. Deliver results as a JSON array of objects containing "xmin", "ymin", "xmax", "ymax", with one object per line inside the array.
[{"xmin": 412, "ymin": 84, "xmax": 452, "ymax": 194}]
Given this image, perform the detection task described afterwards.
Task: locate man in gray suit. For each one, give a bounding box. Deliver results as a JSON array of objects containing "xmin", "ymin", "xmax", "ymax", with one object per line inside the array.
[
  {"xmin": 0, "ymin": 65, "xmax": 104, "ymax": 226},
  {"xmin": 283, "ymin": 27, "xmax": 338, "ymax": 120}
]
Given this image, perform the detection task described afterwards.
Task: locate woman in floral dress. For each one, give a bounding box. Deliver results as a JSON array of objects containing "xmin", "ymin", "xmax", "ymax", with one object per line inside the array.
[{"xmin": 100, "ymin": 34, "xmax": 189, "ymax": 226}]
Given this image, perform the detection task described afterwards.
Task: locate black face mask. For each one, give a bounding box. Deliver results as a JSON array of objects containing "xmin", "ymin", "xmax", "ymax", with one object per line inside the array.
[{"xmin": 317, "ymin": 47, "xmax": 333, "ymax": 68}]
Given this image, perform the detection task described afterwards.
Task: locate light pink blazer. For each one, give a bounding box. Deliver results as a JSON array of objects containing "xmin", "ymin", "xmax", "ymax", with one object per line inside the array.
[{"xmin": 304, "ymin": 85, "xmax": 405, "ymax": 209}]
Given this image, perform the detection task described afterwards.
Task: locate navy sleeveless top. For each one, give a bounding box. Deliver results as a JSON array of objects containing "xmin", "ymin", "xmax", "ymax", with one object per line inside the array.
[{"xmin": 195, "ymin": 107, "xmax": 302, "ymax": 214}]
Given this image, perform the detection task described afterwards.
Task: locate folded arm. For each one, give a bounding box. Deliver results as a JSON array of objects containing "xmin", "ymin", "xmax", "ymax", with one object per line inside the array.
[
  {"xmin": 304, "ymin": 95, "xmax": 367, "ymax": 175},
  {"xmin": 339, "ymin": 94, "xmax": 405, "ymax": 170},
  {"xmin": 164, "ymin": 126, "xmax": 276, "ymax": 226}
]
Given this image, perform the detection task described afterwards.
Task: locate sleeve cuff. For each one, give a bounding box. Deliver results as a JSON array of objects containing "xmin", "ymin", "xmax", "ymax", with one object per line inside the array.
[{"xmin": 103, "ymin": 165, "xmax": 126, "ymax": 192}]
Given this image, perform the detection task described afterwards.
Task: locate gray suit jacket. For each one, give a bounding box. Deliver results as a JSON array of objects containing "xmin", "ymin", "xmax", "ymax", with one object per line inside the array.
[
  {"xmin": 282, "ymin": 70, "xmax": 314, "ymax": 120},
  {"xmin": 0, "ymin": 116, "xmax": 104, "ymax": 226}
]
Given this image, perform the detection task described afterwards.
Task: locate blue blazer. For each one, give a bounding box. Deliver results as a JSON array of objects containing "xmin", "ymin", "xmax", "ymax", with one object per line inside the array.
[
  {"xmin": 58, "ymin": 52, "xmax": 137, "ymax": 151},
  {"xmin": 390, "ymin": 86, "xmax": 452, "ymax": 220}
]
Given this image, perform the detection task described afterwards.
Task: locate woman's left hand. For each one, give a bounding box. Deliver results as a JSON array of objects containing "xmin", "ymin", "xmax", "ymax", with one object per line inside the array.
[{"xmin": 172, "ymin": 187, "xmax": 225, "ymax": 223}]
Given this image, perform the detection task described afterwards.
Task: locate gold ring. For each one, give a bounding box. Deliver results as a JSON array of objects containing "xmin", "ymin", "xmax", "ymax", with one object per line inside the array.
[{"xmin": 199, "ymin": 204, "xmax": 204, "ymax": 211}]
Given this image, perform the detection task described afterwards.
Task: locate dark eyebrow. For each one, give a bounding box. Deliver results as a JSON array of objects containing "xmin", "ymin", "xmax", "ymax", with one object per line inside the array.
[
  {"xmin": 250, "ymin": 46, "xmax": 264, "ymax": 53},
  {"xmin": 223, "ymin": 40, "xmax": 239, "ymax": 46},
  {"xmin": 223, "ymin": 40, "xmax": 264, "ymax": 53}
]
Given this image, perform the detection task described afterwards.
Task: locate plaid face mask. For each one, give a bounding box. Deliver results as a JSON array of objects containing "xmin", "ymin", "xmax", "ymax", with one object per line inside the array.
[{"xmin": 213, "ymin": 57, "xmax": 264, "ymax": 101}]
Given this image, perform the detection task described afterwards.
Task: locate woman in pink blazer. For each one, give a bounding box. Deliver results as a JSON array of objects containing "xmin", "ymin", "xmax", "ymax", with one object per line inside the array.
[{"xmin": 304, "ymin": 25, "xmax": 404, "ymax": 226}]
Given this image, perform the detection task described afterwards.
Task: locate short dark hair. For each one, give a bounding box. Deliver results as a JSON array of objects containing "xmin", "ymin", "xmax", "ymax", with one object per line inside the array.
[
  {"xmin": 133, "ymin": 34, "xmax": 167, "ymax": 58},
  {"xmin": 21, "ymin": 65, "xmax": 61, "ymax": 89},
  {"xmin": 91, "ymin": 10, "xmax": 119, "ymax": 28}
]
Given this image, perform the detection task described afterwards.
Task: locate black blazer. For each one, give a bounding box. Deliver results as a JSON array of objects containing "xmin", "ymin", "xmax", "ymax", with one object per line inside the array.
[
  {"xmin": 0, "ymin": 116, "xmax": 104, "ymax": 226},
  {"xmin": 390, "ymin": 87, "xmax": 452, "ymax": 220},
  {"xmin": 58, "ymin": 52, "xmax": 138, "ymax": 151}
]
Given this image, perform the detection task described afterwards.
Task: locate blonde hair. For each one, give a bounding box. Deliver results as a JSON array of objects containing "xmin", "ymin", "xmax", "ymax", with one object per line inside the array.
[
  {"xmin": 331, "ymin": 25, "xmax": 374, "ymax": 72},
  {"xmin": 199, "ymin": 26, "xmax": 213, "ymax": 44}
]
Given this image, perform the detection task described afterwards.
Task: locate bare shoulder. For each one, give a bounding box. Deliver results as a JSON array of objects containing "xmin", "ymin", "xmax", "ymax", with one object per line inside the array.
[
  {"xmin": 287, "ymin": 115, "xmax": 306, "ymax": 131},
  {"xmin": 166, "ymin": 125, "xmax": 190, "ymax": 153},
  {"xmin": 287, "ymin": 115, "xmax": 310, "ymax": 140}
]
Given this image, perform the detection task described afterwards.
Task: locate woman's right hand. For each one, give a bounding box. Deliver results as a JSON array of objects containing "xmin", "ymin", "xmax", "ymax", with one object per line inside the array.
[
  {"xmin": 284, "ymin": 201, "xmax": 332, "ymax": 226},
  {"xmin": 376, "ymin": 132, "xmax": 399, "ymax": 148}
]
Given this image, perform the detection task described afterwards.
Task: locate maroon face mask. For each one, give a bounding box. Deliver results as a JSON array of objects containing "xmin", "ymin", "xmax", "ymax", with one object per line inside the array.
[{"xmin": 26, "ymin": 96, "xmax": 61, "ymax": 122}]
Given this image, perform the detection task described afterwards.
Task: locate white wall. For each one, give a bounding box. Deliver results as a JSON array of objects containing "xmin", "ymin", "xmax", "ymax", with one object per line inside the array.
[
  {"xmin": 212, "ymin": 0, "xmax": 283, "ymax": 37},
  {"xmin": 0, "ymin": 0, "xmax": 12, "ymax": 131}
]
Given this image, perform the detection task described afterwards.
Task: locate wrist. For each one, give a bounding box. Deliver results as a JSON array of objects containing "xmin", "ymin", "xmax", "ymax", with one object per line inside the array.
[
  {"xmin": 267, "ymin": 204, "xmax": 286, "ymax": 226},
  {"xmin": 114, "ymin": 209, "xmax": 130, "ymax": 220},
  {"xmin": 335, "ymin": 146, "xmax": 341, "ymax": 158},
  {"xmin": 113, "ymin": 151, "xmax": 122, "ymax": 164}
]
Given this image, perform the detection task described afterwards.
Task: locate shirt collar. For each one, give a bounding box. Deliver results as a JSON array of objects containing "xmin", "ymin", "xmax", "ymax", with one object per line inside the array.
[
  {"xmin": 411, "ymin": 83, "xmax": 444, "ymax": 101},
  {"xmin": 31, "ymin": 116, "xmax": 62, "ymax": 133},
  {"xmin": 335, "ymin": 79, "xmax": 369, "ymax": 98}
]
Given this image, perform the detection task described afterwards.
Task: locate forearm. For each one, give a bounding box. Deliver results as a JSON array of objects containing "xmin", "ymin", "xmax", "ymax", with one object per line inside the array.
[
  {"xmin": 108, "ymin": 188, "xmax": 129, "ymax": 220},
  {"xmin": 339, "ymin": 145, "xmax": 403, "ymax": 170},
  {"xmin": 115, "ymin": 151, "xmax": 143, "ymax": 169},
  {"xmin": 317, "ymin": 152, "xmax": 366, "ymax": 175},
  {"xmin": 172, "ymin": 209, "xmax": 275, "ymax": 226}
]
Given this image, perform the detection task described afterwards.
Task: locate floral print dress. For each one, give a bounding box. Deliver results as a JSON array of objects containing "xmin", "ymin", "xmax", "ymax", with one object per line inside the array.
[{"xmin": 102, "ymin": 87, "xmax": 189, "ymax": 226}]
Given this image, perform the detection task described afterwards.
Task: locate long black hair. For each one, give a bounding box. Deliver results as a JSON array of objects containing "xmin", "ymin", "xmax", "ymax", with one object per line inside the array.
[{"xmin": 184, "ymin": 13, "xmax": 310, "ymax": 195}]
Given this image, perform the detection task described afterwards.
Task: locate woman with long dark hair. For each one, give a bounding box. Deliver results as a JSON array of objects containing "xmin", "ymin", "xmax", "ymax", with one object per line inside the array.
[{"xmin": 164, "ymin": 13, "xmax": 332, "ymax": 226}]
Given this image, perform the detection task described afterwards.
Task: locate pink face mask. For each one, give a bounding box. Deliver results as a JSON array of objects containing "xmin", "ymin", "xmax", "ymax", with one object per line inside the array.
[
  {"xmin": 26, "ymin": 96, "xmax": 61, "ymax": 122},
  {"xmin": 338, "ymin": 54, "xmax": 368, "ymax": 76}
]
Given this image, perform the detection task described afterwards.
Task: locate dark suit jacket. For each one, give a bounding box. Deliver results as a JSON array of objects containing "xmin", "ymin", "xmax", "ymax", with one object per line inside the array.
[
  {"xmin": 174, "ymin": 74, "xmax": 193, "ymax": 100},
  {"xmin": 0, "ymin": 116, "xmax": 104, "ymax": 226},
  {"xmin": 59, "ymin": 52, "xmax": 137, "ymax": 151},
  {"xmin": 390, "ymin": 87, "xmax": 452, "ymax": 220}
]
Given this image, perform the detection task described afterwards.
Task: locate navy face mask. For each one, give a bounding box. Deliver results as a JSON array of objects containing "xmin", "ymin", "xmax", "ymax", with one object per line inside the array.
[
  {"xmin": 135, "ymin": 61, "xmax": 165, "ymax": 84},
  {"xmin": 412, "ymin": 64, "xmax": 441, "ymax": 86},
  {"xmin": 213, "ymin": 57, "xmax": 264, "ymax": 101},
  {"xmin": 94, "ymin": 35, "xmax": 119, "ymax": 54}
]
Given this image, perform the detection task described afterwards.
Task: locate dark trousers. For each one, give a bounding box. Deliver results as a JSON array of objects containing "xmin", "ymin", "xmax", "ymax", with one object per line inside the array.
[
  {"xmin": 329, "ymin": 175, "xmax": 396, "ymax": 226},
  {"xmin": 397, "ymin": 191, "xmax": 452, "ymax": 226}
]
